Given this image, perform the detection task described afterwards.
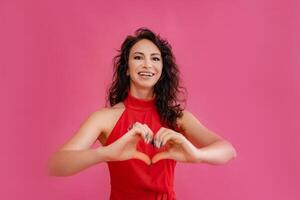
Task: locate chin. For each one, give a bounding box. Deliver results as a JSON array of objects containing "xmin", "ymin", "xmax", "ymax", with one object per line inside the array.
[
  {"xmin": 133, "ymin": 82, "xmax": 157, "ymax": 90},
  {"xmin": 138, "ymin": 84, "xmax": 156, "ymax": 89},
  {"xmin": 132, "ymin": 79, "xmax": 159, "ymax": 89}
]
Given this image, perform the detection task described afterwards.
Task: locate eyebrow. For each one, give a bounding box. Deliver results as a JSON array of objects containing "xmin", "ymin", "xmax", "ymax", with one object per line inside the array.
[{"xmin": 133, "ymin": 52, "xmax": 161, "ymax": 56}]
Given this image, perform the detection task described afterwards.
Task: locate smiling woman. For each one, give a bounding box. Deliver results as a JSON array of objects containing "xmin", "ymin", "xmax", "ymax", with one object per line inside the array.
[
  {"xmin": 126, "ymin": 39, "xmax": 163, "ymax": 93},
  {"xmin": 48, "ymin": 27, "xmax": 237, "ymax": 200}
]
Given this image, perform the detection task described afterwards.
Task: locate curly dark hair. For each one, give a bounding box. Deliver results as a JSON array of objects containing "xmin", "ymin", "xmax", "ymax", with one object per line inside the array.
[{"xmin": 106, "ymin": 27, "xmax": 187, "ymax": 129}]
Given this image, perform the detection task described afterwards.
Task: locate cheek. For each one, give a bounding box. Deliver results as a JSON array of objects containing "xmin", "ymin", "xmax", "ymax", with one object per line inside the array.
[
  {"xmin": 128, "ymin": 60, "xmax": 140, "ymax": 71},
  {"xmin": 127, "ymin": 61, "xmax": 135, "ymax": 72},
  {"xmin": 156, "ymin": 64, "xmax": 163, "ymax": 75}
]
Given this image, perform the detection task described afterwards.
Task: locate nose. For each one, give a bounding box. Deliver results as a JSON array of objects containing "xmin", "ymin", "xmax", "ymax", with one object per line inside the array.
[{"xmin": 142, "ymin": 57, "xmax": 152, "ymax": 68}]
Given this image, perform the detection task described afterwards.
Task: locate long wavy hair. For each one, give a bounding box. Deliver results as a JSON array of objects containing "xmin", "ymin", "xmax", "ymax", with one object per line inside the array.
[{"xmin": 106, "ymin": 27, "xmax": 186, "ymax": 129}]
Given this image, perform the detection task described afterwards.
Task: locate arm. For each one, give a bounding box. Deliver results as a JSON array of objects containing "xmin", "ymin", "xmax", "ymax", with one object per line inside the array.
[
  {"xmin": 178, "ymin": 110, "xmax": 237, "ymax": 165},
  {"xmin": 48, "ymin": 148, "xmax": 107, "ymax": 176},
  {"xmin": 48, "ymin": 109, "xmax": 110, "ymax": 176}
]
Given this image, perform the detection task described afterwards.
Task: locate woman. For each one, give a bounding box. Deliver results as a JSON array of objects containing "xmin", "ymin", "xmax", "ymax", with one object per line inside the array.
[{"xmin": 48, "ymin": 27, "xmax": 237, "ymax": 199}]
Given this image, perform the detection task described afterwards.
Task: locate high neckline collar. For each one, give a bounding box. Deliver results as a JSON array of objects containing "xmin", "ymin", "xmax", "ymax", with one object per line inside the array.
[{"xmin": 124, "ymin": 90, "xmax": 156, "ymax": 111}]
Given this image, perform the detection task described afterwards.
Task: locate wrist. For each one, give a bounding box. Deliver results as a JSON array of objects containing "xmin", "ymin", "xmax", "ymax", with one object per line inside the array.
[
  {"xmin": 96, "ymin": 146, "xmax": 110, "ymax": 162},
  {"xmin": 196, "ymin": 149, "xmax": 204, "ymax": 163}
]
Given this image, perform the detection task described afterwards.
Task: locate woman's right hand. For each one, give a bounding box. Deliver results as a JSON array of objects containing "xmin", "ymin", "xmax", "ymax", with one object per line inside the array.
[{"xmin": 101, "ymin": 122, "xmax": 154, "ymax": 165}]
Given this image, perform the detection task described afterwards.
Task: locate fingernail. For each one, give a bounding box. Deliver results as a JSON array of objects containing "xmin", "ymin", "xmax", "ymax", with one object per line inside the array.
[
  {"xmin": 156, "ymin": 140, "xmax": 160, "ymax": 148},
  {"xmin": 159, "ymin": 141, "xmax": 163, "ymax": 148},
  {"xmin": 145, "ymin": 134, "xmax": 149, "ymax": 143}
]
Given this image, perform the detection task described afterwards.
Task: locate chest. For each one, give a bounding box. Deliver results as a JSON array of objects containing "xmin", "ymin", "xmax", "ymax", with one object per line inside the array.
[{"xmin": 98, "ymin": 108, "xmax": 163, "ymax": 146}]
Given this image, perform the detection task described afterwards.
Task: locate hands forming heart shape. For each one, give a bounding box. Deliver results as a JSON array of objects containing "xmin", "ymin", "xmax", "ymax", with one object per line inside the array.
[{"xmin": 103, "ymin": 122, "xmax": 200, "ymax": 165}]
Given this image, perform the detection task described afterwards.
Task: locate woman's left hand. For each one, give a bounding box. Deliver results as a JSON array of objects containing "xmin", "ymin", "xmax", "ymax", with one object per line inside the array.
[{"xmin": 151, "ymin": 127, "xmax": 201, "ymax": 164}]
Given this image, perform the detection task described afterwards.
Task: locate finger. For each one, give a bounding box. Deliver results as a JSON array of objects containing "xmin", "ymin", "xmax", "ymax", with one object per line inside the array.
[
  {"xmin": 142, "ymin": 124, "xmax": 154, "ymax": 143},
  {"xmin": 158, "ymin": 130, "xmax": 172, "ymax": 147},
  {"xmin": 161, "ymin": 132, "xmax": 175, "ymax": 146},
  {"xmin": 154, "ymin": 127, "xmax": 168, "ymax": 148},
  {"xmin": 152, "ymin": 151, "xmax": 171, "ymax": 164},
  {"xmin": 132, "ymin": 122, "xmax": 149, "ymax": 142},
  {"xmin": 127, "ymin": 121, "xmax": 142, "ymax": 134},
  {"xmin": 129, "ymin": 123, "xmax": 143, "ymax": 137},
  {"xmin": 160, "ymin": 131, "xmax": 174, "ymax": 147},
  {"xmin": 161, "ymin": 132, "xmax": 185, "ymax": 147},
  {"xmin": 136, "ymin": 124, "xmax": 149, "ymax": 143},
  {"xmin": 139, "ymin": 123, "xmax": 150, "ymax": 143},
  {"xmin": 132, "ymin": 151, "xmax": 151, "ymax": 165}
]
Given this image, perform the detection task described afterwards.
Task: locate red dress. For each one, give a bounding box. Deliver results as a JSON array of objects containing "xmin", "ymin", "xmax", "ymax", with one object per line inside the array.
[{"xmin": 104, "ymin": 91, "xmax": 177, "ymax": 200}]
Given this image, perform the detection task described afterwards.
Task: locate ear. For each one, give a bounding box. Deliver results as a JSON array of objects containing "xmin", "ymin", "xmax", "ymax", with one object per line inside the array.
[{"xmin": 126, "ymin": 68, "xmax": 129, "ymax": 76}]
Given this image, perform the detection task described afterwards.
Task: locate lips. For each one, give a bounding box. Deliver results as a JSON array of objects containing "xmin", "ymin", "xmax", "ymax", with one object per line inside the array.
[{"xmin": 138, "ymin": 71, "xmax": 155, "ymax": 77}]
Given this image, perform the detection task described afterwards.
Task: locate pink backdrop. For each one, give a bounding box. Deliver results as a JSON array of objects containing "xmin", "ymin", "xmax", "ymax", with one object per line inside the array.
[{"xmin": 1, "ymin": 0, "xmax": 299, "ymax": 199}]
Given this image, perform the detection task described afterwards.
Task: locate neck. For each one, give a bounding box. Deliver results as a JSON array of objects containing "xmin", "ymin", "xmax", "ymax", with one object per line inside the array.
[{"xmin": 129, "ymin": 87, "xmax": 155, "ymax": 100}]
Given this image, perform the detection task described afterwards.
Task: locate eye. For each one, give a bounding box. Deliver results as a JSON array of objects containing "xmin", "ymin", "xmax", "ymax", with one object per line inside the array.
[
  {"xmin": 134, "ymin": 56, "xmax": 142, "ymax": 60},
  {"xmin": 153, "ymin": 57, "xmax": 161, "ymax": 61}
]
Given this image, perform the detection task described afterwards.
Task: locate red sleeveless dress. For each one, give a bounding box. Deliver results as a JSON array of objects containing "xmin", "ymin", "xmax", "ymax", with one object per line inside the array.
[{"xmin": 104, "ymin": 91, "xmax": 177, "ymax": 200}]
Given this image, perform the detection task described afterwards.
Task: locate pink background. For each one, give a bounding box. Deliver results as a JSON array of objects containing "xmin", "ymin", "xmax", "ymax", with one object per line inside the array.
[{"xmin": 1, "ymin": 0, "xmax": 299, "ymax": 199}]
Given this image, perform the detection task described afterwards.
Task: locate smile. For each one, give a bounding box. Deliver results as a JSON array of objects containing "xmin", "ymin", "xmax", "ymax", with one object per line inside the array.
[{"xmin": 138, "ymin": 71, "xmax": 155, "ymax": 77}]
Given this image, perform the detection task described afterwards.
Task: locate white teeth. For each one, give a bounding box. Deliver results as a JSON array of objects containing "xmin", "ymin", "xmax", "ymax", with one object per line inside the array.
[{"xmin": 138, "ymin": 72, "xmax": 154, "ymax": 77}]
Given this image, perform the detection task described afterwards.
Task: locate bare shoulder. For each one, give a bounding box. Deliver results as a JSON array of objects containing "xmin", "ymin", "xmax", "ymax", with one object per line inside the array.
[
  {"xmin": 58, "ymin": 103, "xmax": 125, "ymax": 151},
  {"xmin": 92, "ymin": 102, "xmax": 125, "ymax": 131},
  {"xmin": 111, "ymin": 102, "xmax": 125, "ymax": 109},
  {"xmin": 103, "ymin": 102, "xmax": 125, "ymax": 120},
  {"xmin": 91, "ymin": 102, "xmax": 125, "ymax": 117},
  {"xmin": 94, "ymin": 102, "xmax": 125, "ymax": 116},
  {"xmin": 96, "ymin": 102, "xmax": 126, "ymax": 145},
  {"xmin": 176, "ymin": 109, "xmax": 196, "ymax": 131}
]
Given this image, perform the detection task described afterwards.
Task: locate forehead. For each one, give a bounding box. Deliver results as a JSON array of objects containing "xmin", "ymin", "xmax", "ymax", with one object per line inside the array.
[{"xmin": 130, "ymin": 39, "xmax": 161, "ymax": 54}]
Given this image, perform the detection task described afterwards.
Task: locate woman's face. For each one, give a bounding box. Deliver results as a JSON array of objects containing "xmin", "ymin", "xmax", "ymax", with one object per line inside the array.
[{"xmin": 127, "ymin": 39, "xmax": 163, "ymax": 91}]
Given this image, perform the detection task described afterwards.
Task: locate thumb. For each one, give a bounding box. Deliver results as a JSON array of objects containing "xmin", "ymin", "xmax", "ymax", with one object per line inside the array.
[
  {"xmin": 152, "ymin": 151, "xmax": 170, "ymax": 164},
  {"xmin": 132, "ymin": 151, "xmax": 151, "ymax": 165}
]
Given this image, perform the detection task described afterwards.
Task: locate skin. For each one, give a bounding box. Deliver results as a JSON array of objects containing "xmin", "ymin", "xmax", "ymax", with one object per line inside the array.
[
  {"xmin": 126, "ymin": 39, "xmax": 163, "ymax": 99},
  {"xmin": 48, "ymin": 39, "xmax": 237, "ymax": 176}
]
